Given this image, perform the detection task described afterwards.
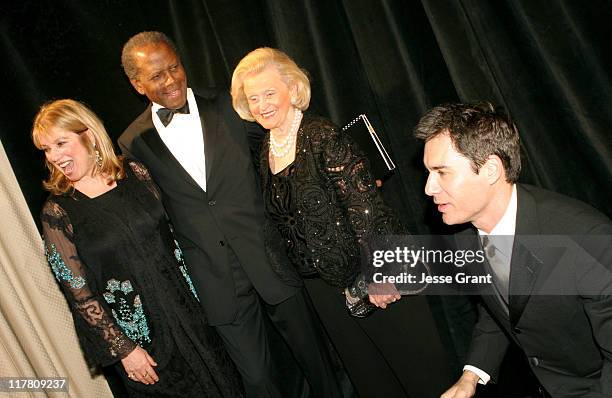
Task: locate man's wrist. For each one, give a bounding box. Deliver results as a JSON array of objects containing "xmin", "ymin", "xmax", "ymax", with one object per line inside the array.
[{"xmin": 462, "ymin": 365, "xmax": 490, "ymax": 385}]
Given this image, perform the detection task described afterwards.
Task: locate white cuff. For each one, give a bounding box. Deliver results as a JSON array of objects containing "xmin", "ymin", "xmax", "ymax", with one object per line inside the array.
[{"xmin": 463, "ymin": 365, "xmax": 490, "ymax": 385}]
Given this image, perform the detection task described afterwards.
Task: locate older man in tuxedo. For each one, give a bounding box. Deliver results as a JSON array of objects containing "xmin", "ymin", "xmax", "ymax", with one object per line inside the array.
[
  {"xmin": 118, "ymin": 31, "xmax": 346, "ymax": 398},
  {"xmin": 414, "ymin": 102, "xmax": 612, "ymax": 398}
]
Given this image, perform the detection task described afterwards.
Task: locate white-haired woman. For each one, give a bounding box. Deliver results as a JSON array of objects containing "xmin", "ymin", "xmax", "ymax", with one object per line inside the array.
[
  {"xmin": 231, "ymin": 47, "xmax": 402, "ymax": 315},
  {"xmin": 231, "ymin": 48, "xmax": 421, "ymax": 397}
]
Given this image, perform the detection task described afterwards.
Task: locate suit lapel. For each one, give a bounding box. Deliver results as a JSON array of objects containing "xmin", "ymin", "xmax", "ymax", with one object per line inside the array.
[
  {"xmin": 139, "ymin": 107, "xmax": 201, "ymax": 190},
  {"xmin": 508, "ymin": 240, "xmax": 543, "ymax": 326},
  {"xmin": 456, "ymin": 227, "xmax": 508, "ymax": 314},
  {"xmin": 195, "ymin": 94, "xmax": 218, "ymax": 184},
  {"xmin": 450, "ymin": 228, "xmax": 513, "ymax": 332},
  {"xmin": 508, "ymin": 184, "xmax": 544, "ymax": 326}
]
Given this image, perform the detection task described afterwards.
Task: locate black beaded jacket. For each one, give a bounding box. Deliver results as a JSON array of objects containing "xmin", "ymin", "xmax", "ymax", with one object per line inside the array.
[{"xmin": 259, "ymin": 114, "xmax": 401, "ymax": 290}]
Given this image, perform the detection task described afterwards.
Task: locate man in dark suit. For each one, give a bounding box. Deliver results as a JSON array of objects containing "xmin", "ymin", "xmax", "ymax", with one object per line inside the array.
[
  {"xmin": 118, "ymin": 31, "xmax": 345, "ymax": 398},
  {"xmin": 413, "ymin": 102, "xmax": 612, "ymax": 398}
]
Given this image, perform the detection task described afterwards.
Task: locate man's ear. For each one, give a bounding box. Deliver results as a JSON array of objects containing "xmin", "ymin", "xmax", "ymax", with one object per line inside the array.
[
  {"xmin": 130, "ymin": 78, "xmax": 145, "ymax": 95},
  {"xmin": 484, "ymin": 155, "xmax": 504, "ymax": 184}
]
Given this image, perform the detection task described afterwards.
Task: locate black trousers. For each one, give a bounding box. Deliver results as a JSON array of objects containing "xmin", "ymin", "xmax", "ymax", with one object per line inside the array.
[
  {"xmin": 304, "ymin": 277, "xmax": 454, "ymax": 398},
  {"xmin": 215, "ymin": 248, "xmax": 347, "ymax": 398}
]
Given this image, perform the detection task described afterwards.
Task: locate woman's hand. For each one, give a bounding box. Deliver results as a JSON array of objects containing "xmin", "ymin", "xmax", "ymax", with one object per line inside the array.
[
  {"xmin": 121, "ymin": 346, "xmax": 159, "ymax": 384},
  {"xmin": 368, "ymin": 282, "xmax": 401, "ymax": 309}
]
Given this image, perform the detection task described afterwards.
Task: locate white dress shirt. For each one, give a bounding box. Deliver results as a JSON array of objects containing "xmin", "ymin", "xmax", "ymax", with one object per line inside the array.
[
  {"xmin": 464, "ymin": 184, "xmax": 517, "ymax": 385},
  {"xmin": 151, "ymin": 88, "xmax": 207, "ymax": 191},
  {"xmin": 478, "ymin": 184, "xmax": 517, "ymax": 261}
]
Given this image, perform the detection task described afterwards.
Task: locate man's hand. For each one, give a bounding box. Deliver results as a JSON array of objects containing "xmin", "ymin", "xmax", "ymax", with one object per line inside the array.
[
  {"xmin": 368, "ymin": 282, "xmax": 401, "ymax": 309},
  {"xmin": 441, "ymin": 370, "xmax": 479, "ymax": 398}
]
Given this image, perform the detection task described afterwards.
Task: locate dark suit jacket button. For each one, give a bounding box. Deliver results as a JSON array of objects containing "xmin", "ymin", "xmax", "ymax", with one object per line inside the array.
[
  {"xmin": 528, "ymin": 357, "xmax": 540, "ymax": 367},
  {"xmin": 219, "ymin": 240, "xmax": 225, "ymax": 246},
  {"xmin": 513, "ymin": 327, "xmax": 522, "ymax": 334},
  {"xmin": 208, "ymin": 200, "xmax": 216, "ymax": 206}
]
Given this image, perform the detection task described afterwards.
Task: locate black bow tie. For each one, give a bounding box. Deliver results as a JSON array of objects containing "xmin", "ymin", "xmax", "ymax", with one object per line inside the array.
[{"xmin": 156, "ymin": 102, "xmax": 190, "ymax": 127}]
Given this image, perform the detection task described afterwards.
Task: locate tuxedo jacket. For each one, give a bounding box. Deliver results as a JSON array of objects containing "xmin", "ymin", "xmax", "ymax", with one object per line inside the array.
[
  {"xmin": 118, "ymin": 90, "xmax": 298, "ymax": 326},
  {"xmin": 464, "ymin": 184, "xmax": 612, "ymax": 397}
]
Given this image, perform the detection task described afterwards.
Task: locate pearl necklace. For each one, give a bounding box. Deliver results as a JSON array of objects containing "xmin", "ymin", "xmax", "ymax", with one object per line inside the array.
[{"xmin": 269, "ymin": 108, "xmax": 302, "ymax": 158}]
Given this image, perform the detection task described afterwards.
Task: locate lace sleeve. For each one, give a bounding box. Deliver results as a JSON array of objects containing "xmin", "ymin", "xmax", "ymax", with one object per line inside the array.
[
  {"xmin": 41, "ymin": 200, "xmax": 137, "ymax": 367},
  {"xmin": 318, "ymin": 124, "xmax": 402, "ymax": 296},
  {"xmin": 128, "ymin": 159, "xmax": 161, "ymax": 200},
  {"xmin": 319, "ymin": 123, "xmax": 400, "ymax": 239}
]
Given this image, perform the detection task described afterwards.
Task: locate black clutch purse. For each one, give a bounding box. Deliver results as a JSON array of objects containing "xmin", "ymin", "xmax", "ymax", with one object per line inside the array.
[{"xmin": 342, "ymin": 114, "xmax": 396, "ymax": 180}]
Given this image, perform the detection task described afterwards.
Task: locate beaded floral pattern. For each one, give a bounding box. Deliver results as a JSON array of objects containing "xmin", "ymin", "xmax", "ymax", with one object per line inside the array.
[
  {"xmin": 103, "ymin": 278, "xmax": 151, "ymax": 345},
  {"xmin": 45, "ymin": 243, "xmax": 86, "ymax": 289},
  {"xmin": 174, "ymin": 240, "xmax": 199, "ymax": 301}
]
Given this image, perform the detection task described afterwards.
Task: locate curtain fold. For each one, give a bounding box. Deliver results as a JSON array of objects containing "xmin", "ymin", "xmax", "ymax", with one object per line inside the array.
[
  {"xmin": 1, "ymin": 1, "xmax": 611, "ymax": 394},
  {"xmin": 3, "ymin": 0, "xmax": 610, "ymax": 223},
  {"xmin": 0, "ymin": 139, "xmax": 112, "ymax": 397},
  {"xmin": 422, "ymin": 0, "xmax": 612, "ymax": 212}
]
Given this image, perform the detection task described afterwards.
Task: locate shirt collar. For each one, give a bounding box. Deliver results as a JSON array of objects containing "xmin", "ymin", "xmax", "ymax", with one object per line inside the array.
[
  {"xmin": 477, "ymin": 185, "xmax": 517, "ymax": 258},
  {"xmin": 151, "ymin": 87, "xmax": 195, "ymax": 118},
  {"xmin": 478, "ymin": 184, "xmax": 517, "ymax": 237}
]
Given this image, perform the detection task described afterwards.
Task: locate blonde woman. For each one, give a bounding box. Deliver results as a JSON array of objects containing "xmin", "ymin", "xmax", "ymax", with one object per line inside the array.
[{"xmin": 33, "ymin": 99, "xmax": 243, "ymax": 397}]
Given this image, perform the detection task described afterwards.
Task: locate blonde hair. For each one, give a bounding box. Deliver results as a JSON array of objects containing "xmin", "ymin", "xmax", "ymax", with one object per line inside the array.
[
  {"xmin": 32, "ymin": 99, "xmax": 124, "ymax": 195},
  {"xmin": 231, "ymin": 47, "xmax": 311, "ymax": 121}
]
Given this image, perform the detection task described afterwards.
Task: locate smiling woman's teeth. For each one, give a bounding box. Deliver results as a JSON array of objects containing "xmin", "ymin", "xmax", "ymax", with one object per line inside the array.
[{"xmin": 59, "ymin": 160, "xmax": 73, "ymax": 172}]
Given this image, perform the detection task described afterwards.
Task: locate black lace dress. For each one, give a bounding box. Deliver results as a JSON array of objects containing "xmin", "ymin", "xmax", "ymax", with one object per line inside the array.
[
  {"xmin": 260, "ymin": 116, "xmax": 451, "ymax": 398},
  {"xmin": 40, "ymin": 159, "xmax": 243, "ymax": 398},
  {"xmin": 261, "ymin": 115, "xmax": 401, "ymax": 292}
]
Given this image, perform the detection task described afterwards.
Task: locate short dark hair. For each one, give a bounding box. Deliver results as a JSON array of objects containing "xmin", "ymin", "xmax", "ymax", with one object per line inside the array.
[
  {"xmin": 121, "ymin": 31, "xmax": 179, "ymax": 80},
  {"xmin": 414, "ymin": 102, "xmax": 521, "ymax": 183}
]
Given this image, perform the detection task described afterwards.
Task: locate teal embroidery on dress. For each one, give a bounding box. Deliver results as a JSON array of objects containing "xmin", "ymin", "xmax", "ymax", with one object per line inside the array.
[
  {"xmin": 179, "ymin": 265, "xmax": 199, "ymax": 302},
  {"xmin": 45, "ymin": 243, "xmax": 86, "ymax": 289},
  {"xmin": 174, "ymin": 240, "xmax": 199, "ymax": 301},
  {"xmin": 107, "ymin": 278, "xmax": 121, "ymax": 293},
  {"xmin": 103, "ymin": 292, "xmax": 115, "ymax": 304},
  {"xmin": 112, "ymin": 295, "xmax": 151, "ymax": 346},
  {"xmin": 121, "ymin": 280, "xmax": 133, "ymax": 295},
  {"xmin": 103, "ymin": 279, "xmax": 151, "ymax": 346}
]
